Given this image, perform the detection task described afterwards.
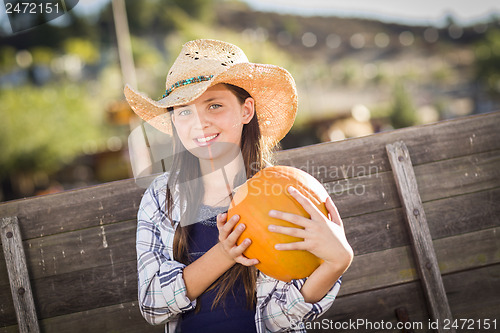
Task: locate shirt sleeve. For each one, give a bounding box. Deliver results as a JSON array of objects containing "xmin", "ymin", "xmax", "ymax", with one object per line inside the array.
[
  {"xmin": 255, "ymin": 271, "xmax": 341, "ymax": 332},
  {"xmin": 136, "ymin": 176, "xmax": 196, "ymax": 325}
]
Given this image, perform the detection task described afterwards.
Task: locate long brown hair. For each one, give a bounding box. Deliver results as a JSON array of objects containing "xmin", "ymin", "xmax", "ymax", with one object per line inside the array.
[{"xmin": 165, "ymin": 84, "xmax": 277, "ymax": 310}]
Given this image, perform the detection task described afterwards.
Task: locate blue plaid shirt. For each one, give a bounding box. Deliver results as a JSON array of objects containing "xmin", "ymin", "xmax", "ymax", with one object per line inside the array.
[{"xmin": 136, "ymin": 172, "xmax": 342, "ymax": 332}]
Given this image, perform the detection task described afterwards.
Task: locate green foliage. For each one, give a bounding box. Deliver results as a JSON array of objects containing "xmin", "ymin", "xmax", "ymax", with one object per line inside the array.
[
  {"xmin": 0, "ymin": 83, "xmax": 111, "ymax": 180},
  {"xmin": 121, "ymin": 0, "xmax": 216, "ymax": 34},
  {"xmin": 63, "ymin": 38, "xmax": 100, "ymax": 64},
  {"xmin": 31, "ymin": 47, "xmax": 56, "ymax": 65},
  {"xmin": 388, "ymin": 82, "xmax": 417, "ymax": 129},
  {"xmin": 475, "ymin": 29, "xmax": 500, "ymax": 94},
  {"xmin": 0, "ymin": 47, "xmax": 17, "ymax": 73}
]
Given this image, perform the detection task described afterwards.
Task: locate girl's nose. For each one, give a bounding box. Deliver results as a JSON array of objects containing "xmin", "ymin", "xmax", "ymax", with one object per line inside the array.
[{"xmin": 195, "ymin": 110, "xmax": 212, "ymax": 128}]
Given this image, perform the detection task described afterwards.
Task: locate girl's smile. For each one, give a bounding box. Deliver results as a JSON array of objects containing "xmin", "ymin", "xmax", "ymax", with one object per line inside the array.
[{"xmin": 194, "ymin": 133, "xmax": 219, "ymax": 146}]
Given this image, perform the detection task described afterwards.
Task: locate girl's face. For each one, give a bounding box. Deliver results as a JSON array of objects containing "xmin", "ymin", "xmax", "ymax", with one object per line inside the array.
[{"xmin": 171, "ymin": 84, "xmax": 255, "ymax": 162}]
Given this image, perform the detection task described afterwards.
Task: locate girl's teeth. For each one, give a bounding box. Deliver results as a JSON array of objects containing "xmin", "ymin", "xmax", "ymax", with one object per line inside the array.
[{"xmin": 197, "ymin": 134, "xmax": 217, "ymax": 143}]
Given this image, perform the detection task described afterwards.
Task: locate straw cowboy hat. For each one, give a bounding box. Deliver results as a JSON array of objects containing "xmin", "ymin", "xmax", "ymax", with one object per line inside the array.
[{"xmin": 124, "ymin": 39, "xmax": 297, "ymax": 145}]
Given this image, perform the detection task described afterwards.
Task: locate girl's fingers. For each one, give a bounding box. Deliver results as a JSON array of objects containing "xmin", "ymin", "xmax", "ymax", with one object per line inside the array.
[
  {"xmin": 274, "ymin": 241, "xmax": 307, "ymax": 251},
  {"xmin": 268, "ymin": 209, "xmax": 309, "ymax": 228},
  {"xmin": 216, "ymin": 212, "xmax": 227, "ymax": 229},
  {"xmin": 325, "ymin": 196, "xmax": 343, "ymax": 227},
  {"xmin": 287, "ymin": 186, "xmax": 325, "ymax": 221},
  {"xmin": 218, "ymin": 214, "xmax": 240, "ymax": 240},
  {"xmin": 231, "ymin": 238, "xmax": 259, "ymax": 266},
  {"xmin": 225, "ymin": 222, "xmax": 246, "ymax": 245},
  {"xmin": 236, "ymin": 255, "xmax": 260, "ymax": 266},
  {"xmin": 268, "ymin": 224, "xmax": 307, "ymax": 239}
]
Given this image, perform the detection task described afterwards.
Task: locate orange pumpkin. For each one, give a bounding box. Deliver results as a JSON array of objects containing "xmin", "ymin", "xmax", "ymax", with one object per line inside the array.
[{"xmin": 227, "ymin": 165, "xmax": 329, "ymax": 282}]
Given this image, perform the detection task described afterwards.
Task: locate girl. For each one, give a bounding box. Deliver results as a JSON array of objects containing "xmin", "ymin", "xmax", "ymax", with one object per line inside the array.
[{"xmin": 124, "ymin": 39, "xmax": 353, "ymax": 333}]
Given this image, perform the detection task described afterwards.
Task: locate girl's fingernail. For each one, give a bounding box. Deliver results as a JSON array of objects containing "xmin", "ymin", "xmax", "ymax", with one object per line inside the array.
[
  {"xmin": 275, "ymin": 244, "xmax": 282, "ymax": 250},
  {"xmin": 232, "ymin": 214, "xmax": 239, "ymax": 221},
  {"xmin": 268, "ymin": 225, "xmax": 276, "ymax": 231},
  {"xmin": 245, "ymin": 238, "xmax": 251, "ymax": 245},
  {"xmin": 269, "ymin": 210, "xmax": 277, "ymax": 217},
  {"xmin": 239, "ymin": 224, "xmax": 245, "ymax": 230}
]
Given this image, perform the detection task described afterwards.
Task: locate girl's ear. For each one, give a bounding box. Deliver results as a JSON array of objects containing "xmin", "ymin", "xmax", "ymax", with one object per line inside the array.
[{"xmin": 241, "ymin": 97, "xmax": 255, "ymax": 124}]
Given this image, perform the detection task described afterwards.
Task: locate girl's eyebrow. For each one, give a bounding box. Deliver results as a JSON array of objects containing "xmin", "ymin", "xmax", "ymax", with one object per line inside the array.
[{"xmin": 201, "ymin": 97, "xmax": 218, "ymax": 104}]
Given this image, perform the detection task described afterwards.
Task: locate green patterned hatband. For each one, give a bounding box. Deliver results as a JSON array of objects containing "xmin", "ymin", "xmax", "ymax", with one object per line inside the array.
[{"xmin": 162, "ymin": 75, "xmax": 214, "ymax": 98}]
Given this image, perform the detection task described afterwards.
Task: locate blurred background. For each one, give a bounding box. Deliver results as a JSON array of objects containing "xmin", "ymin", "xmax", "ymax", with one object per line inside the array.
[{"xmin": 1, "ymin": 0, "xmax": 499, "ymax": 201}]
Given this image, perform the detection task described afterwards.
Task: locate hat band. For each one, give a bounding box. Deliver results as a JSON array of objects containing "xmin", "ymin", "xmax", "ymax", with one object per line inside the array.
[{"xmin": 162, "ymin": 75, "xmax": 214, "ymax": 98}]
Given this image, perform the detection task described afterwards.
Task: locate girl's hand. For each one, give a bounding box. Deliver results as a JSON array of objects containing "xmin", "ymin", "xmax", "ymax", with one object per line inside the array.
[
  {"xmin": 268, "ymin": 186, "xmax": 353, "ymax": 271},
  {"xmin": 216, "ymin": 213, "xmax": 259, "ymax": 266}
]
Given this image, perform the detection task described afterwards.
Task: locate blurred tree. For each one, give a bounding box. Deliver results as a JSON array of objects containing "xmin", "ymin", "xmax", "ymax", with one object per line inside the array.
[
  {"xmin": 0, "ymin": 46, "xmax": 17, "ymax": 73},
  {"xmin": 63, "ymin": 38, "xmax": 100, "ymax": 64},
  {"xmin": 389, "ymin": 81, "xmax": 417, "ymax": 128},
  {"xmin": 100, "ymin": 0, "xmax": 216, "ymax": 36},
  {"xmin": 0, "ymin": 83, "xmax": 112, "ymax": 192},
  {"xmin": 475, "ymin": 28, "xmax": 500, "ymax": 95}
]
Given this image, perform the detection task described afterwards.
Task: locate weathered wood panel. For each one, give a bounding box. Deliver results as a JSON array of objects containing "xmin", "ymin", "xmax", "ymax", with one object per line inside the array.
[
  {"xmin": 387, "ymin": 141, "xmax": 454, "ymax": 331},
  {"xmin": 0, "ymin": 302, "xmax": 162, "ymax": 333},
  {"xmin": 0, "ymin": 261, "xmax": 137, "ymax": 326},
  {"xmin": 0, "ymin": 220, "xmax": 136, "ymax": 286},
  {"xmin": 330, "ymin": 149, "xmax": 500, "ymax": 218},
  {"xmin": 345, "ymin": 186, "xmax": 500, "ymax": 256},
  {"xmin": 341, "ymin": 226, "xmax": 500, "ymax": 296},
  {"xmin": 0, "ymin": 179, "xmax": 144, "ymax": 241},
  {"xmin": 0, "ymin": 217, "xmax": 39, "ymax": 333}
]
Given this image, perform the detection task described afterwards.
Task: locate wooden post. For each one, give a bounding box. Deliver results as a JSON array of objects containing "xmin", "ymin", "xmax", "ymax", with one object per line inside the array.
[
  {"xmin": 1, "ymin": 216, "xmax": 40, "ymax": 333},
  {"xmin": 111, "ymin": 0, "xmax": 137, "ymax": 89},
  {"xmin": 386, "ymin": 141, "xmax": 455, "ymax": 333}
]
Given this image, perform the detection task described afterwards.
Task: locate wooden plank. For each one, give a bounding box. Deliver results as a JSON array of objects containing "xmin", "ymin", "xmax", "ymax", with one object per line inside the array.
[
  {"xmin": 386, "ymin": 141, "xmax": 454, "ymax": 332},
  {"xmin": 0, "ymin": 260, "xmax": 137, "ymax": 326},
  {"xmin": 340, "ymin": 226, "xmax": 500, "ymax": 296},
  {"xmin": 313, "ymin": 264, "xmax": 500, "ymax": 333},
  {"xmin": 278, "ymin": 111, "xmax": 500, "ymax": 182},
  {"xmin": 0, "ymin": 220, "xmax": 136, "ymax": 286},
  {"xmin": 0, "ymin": 178, "xmax": 144, "ymax": 241},
  {"xmin": 0, "ymin": 217, "xmax": 39, "ymax": 333},
  {"xmin": 328, "ymin": 149, "xmax": 500, "ymax": 219},
  {"xmin": 444, "ymin": 264, "xmax": 500, "ymax": 323},
  {"xmin": 0, "ymin": 301, "xmax": 163, "ymax": 333},
  {"xmin": 313, "ymin": 281, "xmax": 431, "ymax": 333},
  {"xmin": 345, "ymin": 186, "xmax": 500, "ymax": 256}
]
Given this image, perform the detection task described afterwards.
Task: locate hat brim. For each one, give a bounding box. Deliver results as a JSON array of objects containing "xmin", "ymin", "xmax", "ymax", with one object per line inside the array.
[{"xmin": 124, "ymin": 62, "xmax": 297, "ymax": 146}]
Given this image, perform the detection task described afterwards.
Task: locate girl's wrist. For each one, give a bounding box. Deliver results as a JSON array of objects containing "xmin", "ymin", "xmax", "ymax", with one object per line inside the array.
[
  {"xmin": 216, "ymin": 242, "xmax": 238, "ymax": 267},
  {"xmin": 321, "ymin": 252, "xmax": 353, "ymax": 276}
]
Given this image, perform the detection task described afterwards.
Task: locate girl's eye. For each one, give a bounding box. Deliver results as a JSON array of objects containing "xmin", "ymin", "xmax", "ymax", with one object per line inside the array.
[
  {"xmin": 177, "ymin": 109, "xmax": 192, "ymax": 116},
  {"xmin": 209, "ymin": 104, "xmax": 222, "ymax": 110}
]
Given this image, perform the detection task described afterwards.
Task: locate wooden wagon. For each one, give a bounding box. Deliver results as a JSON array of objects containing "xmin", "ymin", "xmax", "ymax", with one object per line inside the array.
[{"xmin": 1, "ymin": 111, "xmax": 499, "ymax": 332}]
